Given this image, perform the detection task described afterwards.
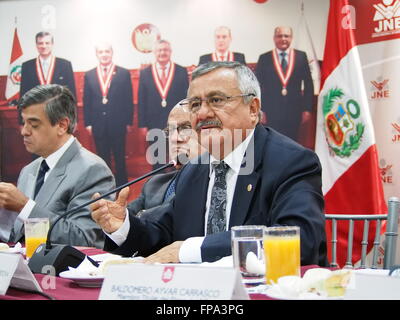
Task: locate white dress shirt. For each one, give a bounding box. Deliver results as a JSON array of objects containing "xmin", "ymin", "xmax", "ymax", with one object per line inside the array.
[
  {"xmin": 276, "ymin": 48, "xmax": 290, "ymax": 65},
  {"xmin": 40, "ymin": 56, "xmax": 52, "ymax": 80},
  {"xmin": 156, "ymin": 61, "xmax": 171, "ymax": 79},
  {"xmin": 107, "ymin": 129, "xmax": 255, "ymax": 263},
  {"xmin": 215, "ymin": 51, "xmax": 228, "ymax": 61}
]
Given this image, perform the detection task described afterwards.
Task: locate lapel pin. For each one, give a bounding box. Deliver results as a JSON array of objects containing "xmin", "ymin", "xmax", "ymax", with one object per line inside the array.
[{"xmin": 247, "ymin": 184, "xmax": 252, "ymax": 192}]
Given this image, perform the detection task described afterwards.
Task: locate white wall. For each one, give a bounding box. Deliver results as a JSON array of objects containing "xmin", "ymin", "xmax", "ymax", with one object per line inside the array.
[{"xmin": 0, "ymin": 0, "xmax": 329, "ymax": 73}]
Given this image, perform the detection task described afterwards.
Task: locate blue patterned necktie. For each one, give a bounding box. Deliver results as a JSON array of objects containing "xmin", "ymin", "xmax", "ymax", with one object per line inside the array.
[
  {"xmin": 34, "ymin": 159, "xmax": 49, "ymax": 199},
  {"xmin": 163, "ymin": 179, "xmax": 176, "ymax": 202},
  {"xmin": 207, "ymin": 161, "xmax": 230, "ymax": 235},
  {"xmin": 280, "ymin": 51, "xmax": 287, "ymax": 73}
]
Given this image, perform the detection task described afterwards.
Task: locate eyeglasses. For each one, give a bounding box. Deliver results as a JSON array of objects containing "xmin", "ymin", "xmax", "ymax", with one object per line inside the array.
[
  {"xmin": 179, "ymin": 93, "xmax": 255, "ymax": 113},
  {"xmin": 163, "ymin": 124, "xmax": 193, "ymax": 138}
]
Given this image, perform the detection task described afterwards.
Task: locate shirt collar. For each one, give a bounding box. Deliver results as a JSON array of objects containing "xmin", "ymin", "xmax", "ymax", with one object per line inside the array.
[
  {"xmin": 39, "ymin": 55, "xmax": 53, "ymax": 63},
  {"xmin": 276, "ymin": 48, "xmax": 290, "ymax": 56},
  {"xmin": 209, "ymin": 129, "xmax": 255, "ymax": 175},
  {"xmin": 156, "ymin": 61, "xmax": 171, "ymax": 71},
  {"xmin": 41, "ymin": 136, "xmax": 75, "ymax": 171},
  {"xmin": 215, "ymin": 51, "xmax": 228, "ymax": 58}
]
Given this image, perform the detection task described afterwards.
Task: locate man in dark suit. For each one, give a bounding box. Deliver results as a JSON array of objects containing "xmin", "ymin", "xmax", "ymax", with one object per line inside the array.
[
  {"xmin": 20, "ymin": 31, "xmax": 76, "ymax": 99},
  {"xmin": 138, "ymin": 39, "xmax": 189, "ymax": 131},
  {"xmin": 83, "ymin": 43, "xmax": 134, "ymax": 186},
  {"xmin": 198, "ymin": 26, "xmax": 246, "ymax": 65},
  {"xmin": 256, "ymin": 26, "xmax": 314, "ymax": 143},
  {"xmin": 91, "ymin": 62, "xmax": 327, "ymax": 266},
  {"xmin": 138, "ymin": 39, "xmax": 189, "ymax": 169}
]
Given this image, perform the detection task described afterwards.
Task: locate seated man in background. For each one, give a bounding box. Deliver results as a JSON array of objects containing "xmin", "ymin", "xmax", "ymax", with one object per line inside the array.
[
  {"xmin": 127, "ymin": 103, "xmax": 206, "ymax": 220},
  {"xmin": 96, "ymin": 103, "xmax": 205, "ymax": 251},
  {"xmin": 91, "ymin": 62, "xmax": 327, "ymax": 266},
  {"xmin": 0, "ymin": 84, "xmax": 115, "ymax": 248}
]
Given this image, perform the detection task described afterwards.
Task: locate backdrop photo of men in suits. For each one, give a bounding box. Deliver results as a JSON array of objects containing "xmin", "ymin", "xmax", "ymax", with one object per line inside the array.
[
  {"xmin": 20, "ymin": 31, "xmax": 76, "ymax": 99},
  {"xmin": 83, "ymin": 43, "xmax": 134, "ymax": 186},
  {"xmin": 256, "ymin": 26, "xmax": 314, "ymax": 143},
  {"xmin": 198, "ymin": 26, "xmax": 246, "ymax": 65},
  {"xmin": 138, "ymin": 39, "xmax": 189, "ymax": 168}
]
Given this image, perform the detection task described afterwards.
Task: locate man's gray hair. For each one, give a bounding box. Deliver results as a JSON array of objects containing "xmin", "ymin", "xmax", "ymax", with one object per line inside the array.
[
  {"xmin": 191, "ymin": 61, "xmax": 262, "ymax": 121},
  {"xmin": 18, "ymin": 84, "xmax": 77, "ymax": 134}
]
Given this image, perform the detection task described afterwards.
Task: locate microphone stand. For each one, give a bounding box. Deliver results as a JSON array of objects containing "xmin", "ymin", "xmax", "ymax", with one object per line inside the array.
[{"xmin": 28, "ymin": 160, "xmax": 176, "ymax": 276}]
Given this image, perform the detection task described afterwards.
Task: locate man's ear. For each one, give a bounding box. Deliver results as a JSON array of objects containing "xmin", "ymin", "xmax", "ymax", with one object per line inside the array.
[
  {"xmin": 249, "ymin": 97, "xmax": 261, "ymax": 123},
  {"xmin": 57, "ymin": 117, "xmax": 70, "ymax": 135}
]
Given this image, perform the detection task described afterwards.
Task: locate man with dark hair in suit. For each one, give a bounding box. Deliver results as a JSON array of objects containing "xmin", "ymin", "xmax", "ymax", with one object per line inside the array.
[
  {"xmin": 20, "ymin": 31, "xmax": 76, "ymax": 99},
  {"xmin": 138, "ymin": 39, "xmax": 189, "ymax": 169},
  {"xmin": 0, "ymin": 84, "xmax": 114, "ymax": 247},
  {"xmin": 198, "ymin": 26, "xmax": 246, "ymax": 65},
  {"xmin": 256, "ymin": 26, "xmax": 314, "ymax": 143},
  {"xmin": 83, "ymin": 42, "xmax": 134, "ymax": 186},
  {"xmin": 91, "ymin": 61, "xmax": 327, "ymax": 267}
]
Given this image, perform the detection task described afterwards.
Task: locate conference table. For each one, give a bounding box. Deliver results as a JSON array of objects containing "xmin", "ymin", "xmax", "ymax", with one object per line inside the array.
[{"xmin": 1, "ymin": 246, "xmax": 322, "ymax": 301}]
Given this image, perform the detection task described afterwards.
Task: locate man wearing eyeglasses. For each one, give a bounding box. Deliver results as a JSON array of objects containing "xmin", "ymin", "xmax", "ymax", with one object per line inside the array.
[
  {"xmin": 91, "ymin": 62, "xmax": 327, "ymax": 267},
  {"xmin": 98, "ymin": 104, "xmax": 205, "ymax": 232}
]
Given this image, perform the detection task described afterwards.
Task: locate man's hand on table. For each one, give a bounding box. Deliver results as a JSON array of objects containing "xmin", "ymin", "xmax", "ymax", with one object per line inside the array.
[{"xmin": 142, "ymin": 241, "xmax": 184, "ymax": 264}]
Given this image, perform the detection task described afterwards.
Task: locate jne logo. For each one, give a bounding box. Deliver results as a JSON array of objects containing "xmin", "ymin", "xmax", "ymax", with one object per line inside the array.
[
  {"xmin": 370, "ymin": 77, "xmax": 390, "ymax": 99},
  {"xmin": 372, "ymin": 0, "xmax": 400, "ymax": 37},
  {"xmin": 379, "ymin": 159, "xmax": 393, "ymax": 184},
  {"xmin": 391, "ymin": 122, "xmax": 400, "ymax": 142}
]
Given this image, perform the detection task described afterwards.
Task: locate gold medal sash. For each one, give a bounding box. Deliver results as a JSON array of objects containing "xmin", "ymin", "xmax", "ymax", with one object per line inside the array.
[
  {"xmin": 96, "ymin": 63, "xmax": 115, "ymax": 104},
  {"xmin": 36, "ymin": 55, "xmax": 56, "ymax": 85},
  {"xmin": 272, "ymin": 49, "xmax": 295, "ymax": 96},
  {"xmin": 211, "ymin": 51, "xmax": 234, "ymax": 62},
  {"xmin": 151, "ymin": 62, "xmax": 175, "ymax": 107}
]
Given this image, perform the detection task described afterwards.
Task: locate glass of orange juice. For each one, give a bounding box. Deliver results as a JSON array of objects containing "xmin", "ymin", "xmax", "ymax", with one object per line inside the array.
[
  {"xmin": 24, "ymin": 218, "xmax": 49, "ymax": 259},
  {"xmin": 263, "ymin": 226, "xmax": 300, "ymax": 284}
]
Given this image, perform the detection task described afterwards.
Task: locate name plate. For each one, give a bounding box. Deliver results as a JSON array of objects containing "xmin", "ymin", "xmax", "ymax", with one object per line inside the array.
[
  {"xmin": 99, "ymin": 264, "xmax": 249, "ymax": 300},
  {"xmin": 345, "ymin": 271, "xmax": 400, "ymax": 300},
  {"xmin": 0, "ymin": 252, "xmax": 42, "ymax": 295}
]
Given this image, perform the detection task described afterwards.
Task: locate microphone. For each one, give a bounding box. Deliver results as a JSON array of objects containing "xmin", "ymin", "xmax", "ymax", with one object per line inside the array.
[{"xmin": 28, "ymin": 159, "xmax": 178, "ymax": 276}]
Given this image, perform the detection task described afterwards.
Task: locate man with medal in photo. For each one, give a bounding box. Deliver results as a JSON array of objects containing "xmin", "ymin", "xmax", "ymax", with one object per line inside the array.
[
  {"xmin": 83, "ymin": 42, "xmax": 134, "ymax": 186},
  {"xmin": 137, "ymin": 39, "xmax": 189, "ymax": 169},
  {"xmin": 20, "ymin": 31, "xmax": 76, "ymax": 99},
  {"xmin": 198, "ymin": 26, "xmax": 246, "ymax": 66},
  {"xmin": 255, "ymin": 26, "xmax": 314, "ymax": 144}
]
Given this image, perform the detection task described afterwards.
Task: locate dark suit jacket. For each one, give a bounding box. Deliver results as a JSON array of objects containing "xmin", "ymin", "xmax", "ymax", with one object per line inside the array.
[
  {"xmin": 198, "ymin": 52, "xmax": 246, "ymax": 65},
  {"xmin": 20, "ymin": 57, "xmax": 76, "ymax": 98},
  {"xmin": 127, "ymin": 171, "xmax": 177, "ymax": 219},
  {"xmin": 106, "ymin": 125, "xmax": 327, "ymax": 266},
  {"xmin": 255, "ymin": 49, "xmax": 314, "ymax": 141},
  {"xmin": 138, "ymin": 63, "xmax": 189, "ymax": 130},
  {"xmin": 83, "ymin": 65, "xmax": 133, "ymax": 138},
  {"xmin": 104, "ymin": 171, "xmax": 176, "ymax": 251}
]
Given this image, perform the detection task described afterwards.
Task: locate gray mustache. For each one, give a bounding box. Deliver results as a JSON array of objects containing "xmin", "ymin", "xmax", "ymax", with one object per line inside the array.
[{"xmin": 196, "ymin": 119, "xmax": 222, "ymax": 131}]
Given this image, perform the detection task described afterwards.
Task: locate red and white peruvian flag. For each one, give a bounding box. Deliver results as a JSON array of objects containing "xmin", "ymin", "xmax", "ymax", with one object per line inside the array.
[
  {"xmin": 315, "ymin": 0, "xmax": 387, "ymax": 267},
  {"xmin": 5, "ymin": 27, "xmax": 23, "ymax": 101}
]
